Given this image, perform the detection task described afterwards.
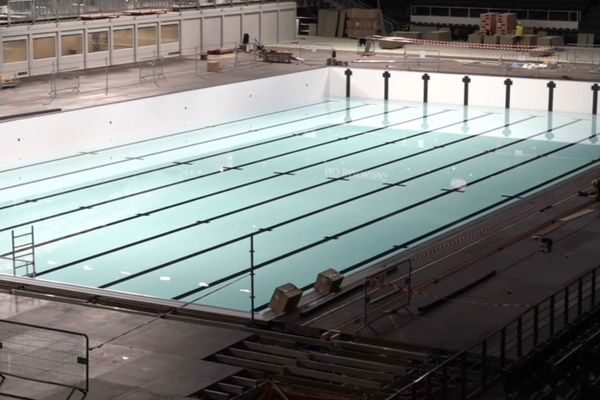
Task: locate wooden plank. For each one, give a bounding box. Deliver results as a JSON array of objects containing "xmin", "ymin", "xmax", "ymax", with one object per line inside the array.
[
  {"xmin": 308, "ymin": 352, "xmax": 406, "ymax": 375},
  {"xmin": 216, "ymin": 382, "xmax": 244, "ymax": 395},
  {"xmin": 202, "ymin": 389, "xmax": 230, "ymax": 400},
  {"xmin": 230, "ymin": 375, "xmax": 257, "ymax": 388},
  {"xmin": 298, "ymin": 359, "xmax": 397, "ymax": 382},
  {"xmin": 559, "ymin": 208, "xmax": 595, "ymax": 222},
  {"xmin": 287, "ymin": 366, "xmax": 382, "ymax": 390},
  {"xmin": 335, "ymin": 340, "xmax": 430, "ymax": 362},
  {"xmin": 242, "ymin": 341, "xmax": 309, "ymax": 359},
  {"xmin": 213, "ymin": 354, "xmax": 285, "ymax": 374},
  {"xmin": 228, "ymin": 348, "xmax": 297, "ymax": 366}
]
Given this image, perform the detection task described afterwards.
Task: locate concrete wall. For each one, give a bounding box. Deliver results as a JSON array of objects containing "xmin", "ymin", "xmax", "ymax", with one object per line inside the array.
[
  {"xmin": 0, "ymin": 2, "xmax": 296, "ymax": 77},
  {"xmin": 328, "ymin": 67, "xmax": 598, "ymax": 114},
  {"xmin": 0, "ymin": 68, "xmax": 329, "ymax": 165}
]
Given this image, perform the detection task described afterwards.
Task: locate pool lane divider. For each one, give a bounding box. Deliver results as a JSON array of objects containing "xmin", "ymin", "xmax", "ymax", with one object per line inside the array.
[
  {"xmin": 31, "ymin": 110, "xmax": 493, "ymax": 274},
  {"xmin": 1, "ymin": 105, "xmax": 419, "ymax": 234},
  {"xmin": 0, "ymin": 100, "xmax": 334, "ymax": 175},
  {"xmin": 0, "ymin": 102, "xmax": 371, "ymax": 193},
  {"xmin": 0, "ymin": 102, "xmax": 375, "ymax": 205},
  {"xmin": 168, "ymin": 118, "xmax": 587, "ymax": 302}
]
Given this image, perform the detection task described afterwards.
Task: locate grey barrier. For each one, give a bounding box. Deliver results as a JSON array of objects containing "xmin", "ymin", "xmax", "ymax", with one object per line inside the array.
[{"xmin": 0, "ymin": 319, "xmax": 89, "ymax": 399}]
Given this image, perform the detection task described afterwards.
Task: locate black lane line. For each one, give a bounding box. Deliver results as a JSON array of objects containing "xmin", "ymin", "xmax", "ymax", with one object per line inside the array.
[
  {"xmin": 250, "ymin": 157, "xmax": 600, "ymax": 310},
  {"xmin": 32, "ymin": 111, "xmax": 492, "ymax": 275},
  {"xmin": 0, "ymin": 103, "xmax": 380, "ymax": 211},
  {"xmin": 0, "ymin": 100, "xmax": 333, "ymax": 175},
  {"xmin": 169, "ymin": 119, "xmax": 588, "ymax": 301},
  {"xmin": 24, "ymin": 110, "xmax": 491, "ymax": 263},
  {"xmin": 1, "ymin": 105, "xmax": 417, "ymax": 233},
  {"xmin": 85, "ymin": 114, "xmax": 547, "ymax": 289},
  {"xmin": 0, "ymin": 103, "xmax": 372, "ymax": 192}
]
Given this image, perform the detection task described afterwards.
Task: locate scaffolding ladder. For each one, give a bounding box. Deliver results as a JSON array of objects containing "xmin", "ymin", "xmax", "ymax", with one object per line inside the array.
[{"xmin": 10, "ymin": 227, "xmax": 36, "ymax": 278}]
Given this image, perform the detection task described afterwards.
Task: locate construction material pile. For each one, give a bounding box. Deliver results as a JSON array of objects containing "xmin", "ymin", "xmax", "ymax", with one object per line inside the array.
[{"xmin": 345, "ymin": 8, "xmax": 382, "ymax": 39}]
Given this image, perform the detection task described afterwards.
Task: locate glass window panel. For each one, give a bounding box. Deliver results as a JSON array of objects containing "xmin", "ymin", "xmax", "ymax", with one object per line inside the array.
[
  {"xmin": 113, "ymin": 29, "xmax": 133, "ymax": 50},
  {"xmin": 33, "ymin": 36, "xmax": 56, "ymax": 60},
  {"xmin": 161, "ymin": 24, "xmax": 179, "ymax": 44},
  {"xmin": 61, "ymin": 34, "xmax": 83, "ymax": 56},
  {"xmin": 138, "ymin": 26, "xmax": 157, "ymax": 47},
  {"xmin": 88, "ymin": 31, "xmax": 109, "ymax": 53},
  {"xmin": 2, "ymin": 40, "xmax": 27, "ymax": 63}
]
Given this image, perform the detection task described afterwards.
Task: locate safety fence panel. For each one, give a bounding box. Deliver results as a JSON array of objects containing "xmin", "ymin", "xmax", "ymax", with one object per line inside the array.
[{"xmin": 0, "ymin": 319, "xmax": 88, "ymax": 392}]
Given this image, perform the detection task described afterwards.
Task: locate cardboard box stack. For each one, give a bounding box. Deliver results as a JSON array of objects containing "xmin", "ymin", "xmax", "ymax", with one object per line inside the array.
[
  {"xmin": 345, "ymin": 8, "xmax": 382, "ymax": 38},
  {"xmin": 497, "ymin": 13, "xmax": 517, "ymax": 35},
  {"xmin": 480, "ymin": 13, "xmax": 497, "ymax": 35}
]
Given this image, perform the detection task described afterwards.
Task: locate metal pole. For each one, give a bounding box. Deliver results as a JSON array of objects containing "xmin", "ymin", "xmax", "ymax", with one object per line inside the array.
[
  {"xmin": 407, "ymin": 259, "xmax": 412, "ymax": 306},
  {"xmin": 105, "ymin": 57, "xmax": 109, "ymax": 95},
  {"xmin": 250, "ymin": 234, "xmax": 255, "ymax": 324},
  {"xmin": 11, "ymin": 231, "xmax": 16, "ymax": 276}
]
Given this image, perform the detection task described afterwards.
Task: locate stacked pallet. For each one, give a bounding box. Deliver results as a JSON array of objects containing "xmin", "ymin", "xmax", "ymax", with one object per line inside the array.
[
  {"xmin": 345, "ymin": 8, "xmax": 381, "ymax": 38},
  {"xmin": 497, "ymin": 13, "xmax": 517, "ymax": 35},
  {"xmin": 480, "ymin": 13, "xmax": 497, "ymax": 35}
]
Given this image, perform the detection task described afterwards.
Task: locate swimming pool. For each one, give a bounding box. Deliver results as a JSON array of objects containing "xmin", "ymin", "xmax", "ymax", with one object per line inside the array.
[{"xmin": 1, "ymin": 98, "xmax": 598, "ymax": 312}]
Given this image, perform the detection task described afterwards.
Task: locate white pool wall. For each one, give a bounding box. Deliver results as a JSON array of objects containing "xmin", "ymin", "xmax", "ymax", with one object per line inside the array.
[
  {"xmin": 0, "ymin": 68, "xmax": 329, "ymax": 165},
  {"xmin": 3, "ymin": 66, "xmax": 599, "ymax": 166},
  {"xmin": 329, "ymin": 67, "xmax": 597, "ymax": 115}
]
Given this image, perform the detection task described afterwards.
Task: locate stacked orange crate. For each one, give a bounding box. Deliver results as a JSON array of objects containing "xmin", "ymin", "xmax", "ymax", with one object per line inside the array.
[
  {"xmin": 497, "ymin": 13, "xmax": 517, "ymax": 35},
  {"xmin": 480, "ymin": 13, "xmax": 497, "ymax": 35}
]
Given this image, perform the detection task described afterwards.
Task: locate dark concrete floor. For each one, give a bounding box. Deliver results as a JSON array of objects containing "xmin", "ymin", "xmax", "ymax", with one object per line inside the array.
[{"xmin": 0, "ymin": 294, "xmax": 249, "ymax": 399}]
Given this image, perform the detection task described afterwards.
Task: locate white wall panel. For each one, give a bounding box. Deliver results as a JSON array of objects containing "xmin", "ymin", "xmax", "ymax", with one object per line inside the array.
[
  {"xmin": 0, "ymin": 68, "xmax": 329, "ymax": 165},
  {"xmin": 260, "ymin": 12, "xmax": 277, "ymax": 44},
  {"xmin": 181, "ymin": 19, "xmax": 201, "ymax": 55},
  {"xmin": 278, "ymin": 9, "xmax": 296, "ymax": 42},
  {"xmin": 202, "ymin": 17, "xmax": 222, "ymax": 50},
  {"xmin": 242, "ymin": 13, "xmax": 260, "ymax": 44},
  {"xmin": 223, "ymin": 15, "xmax": 241, "ymax": 48},
  {"xmin": 331, "ymin": 67, "xmax": 600, "ymax": 114}
]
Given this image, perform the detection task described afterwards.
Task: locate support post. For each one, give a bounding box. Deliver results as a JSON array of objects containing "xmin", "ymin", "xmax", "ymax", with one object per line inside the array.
[
  {"xmin": 250, "ymin": 234, "xmax": 255, "ymax": 325},
  {"xmin": 504, "ymin": 78, "xmax": 512, "ymax": 109},
  {"xmin": 345, "ymin": 68, "xmax": 352, "ymax": 98},
  {"xmin": 105, "ymin": 57, "xmax": 109, "ymax": 96},
  {"xmin": 422, "ymin": 73, "xmax": 430, "ymax": 103},
  {"xmin": 592, "ymin": 83, "xmax": 599, "ymax": 115},
  {"xmin": 383, "ymin": 70, "xmax": 391, "ymax": 101},
  {"xmin": 547, "ymin": 80, "xmax": 556, "ymax": 112},
  {"xmin": 462, "ymin": 75, "xmax": 471, "ymax": 106}
]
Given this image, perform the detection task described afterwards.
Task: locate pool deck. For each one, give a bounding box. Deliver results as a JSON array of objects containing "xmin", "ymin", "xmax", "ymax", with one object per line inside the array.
[
  {"xmin": 2, "ymin": 36, "xmax": 600, "ymax": 119},
  {"xmin": 0, "ymin": 36, "xmax": 599, "ymax": 399}
]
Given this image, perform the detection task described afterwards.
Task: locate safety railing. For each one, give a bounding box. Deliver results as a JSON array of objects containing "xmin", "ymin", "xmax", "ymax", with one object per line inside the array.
[
  {"xmin": 411, "ymin": 5, "xmax": 581, "ymax": 22},
  {"xmin": 48, "ymin": 65, "xmax": 80, "ymax": 98},
  {"xmin": 2, "ymin": 0, "xmax": 287, "ymax": 24},
  {"xmin": 139, "ymin": 56, "xmax": 166, "ymax": 83},
  {"xmin": 385, "ymin": 263, "xmax": 600, "ymax": 400},
  {"xmin": 0, "ymin": 319, "xmax": 89, "ymax": 399}
]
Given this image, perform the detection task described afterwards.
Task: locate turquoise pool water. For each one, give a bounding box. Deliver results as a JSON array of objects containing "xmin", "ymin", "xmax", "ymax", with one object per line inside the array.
[{"xmin": 1, "ymin": 98, "xmax": 598, "ymax": 312}]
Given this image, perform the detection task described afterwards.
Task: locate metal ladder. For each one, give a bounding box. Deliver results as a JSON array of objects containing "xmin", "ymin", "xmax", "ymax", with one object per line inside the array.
[{"xmin": 10, "ymin": 226, "xmax": 36, "ymax": 278}]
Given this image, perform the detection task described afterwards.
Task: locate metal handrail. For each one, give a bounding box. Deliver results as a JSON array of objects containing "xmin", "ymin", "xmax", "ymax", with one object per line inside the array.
[
  {"xmin": 410, "ymin": 4, "xmax": 581, "ymax": 22},
  {"xmin": 385, "ymin": 261, "xmax": 600, "ymax": 399}
]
